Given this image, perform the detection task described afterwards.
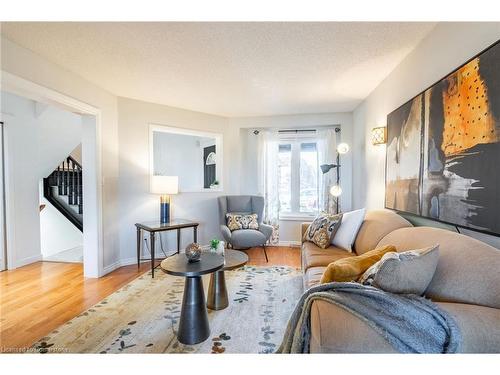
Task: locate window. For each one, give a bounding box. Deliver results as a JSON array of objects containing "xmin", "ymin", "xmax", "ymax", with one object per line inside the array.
[
  {"xmin": 278, "ymin": 137, "xmax": 319, "ymax": 216},
  {"xmin": 278, "ymin": 144, "xmax": 292, "ymax": 213},
  {"xmin": 300, "ymin": 143, "xmax": 319, "ymax": 213}
]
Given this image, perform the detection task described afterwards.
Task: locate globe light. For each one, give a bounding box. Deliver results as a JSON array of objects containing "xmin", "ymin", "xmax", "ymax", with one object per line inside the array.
[
  {"xmin": 337, "ymin": 143, "xmax": 350, "ymax": 154},
  {"xmin": 329, "ymin": 185, "xmax": 343, "ymax": 197}
]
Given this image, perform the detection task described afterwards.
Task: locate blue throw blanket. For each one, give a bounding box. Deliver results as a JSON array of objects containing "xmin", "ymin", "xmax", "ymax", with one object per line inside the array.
[{"xmin": 277, "ymin": 282, "xmax": 461, "ymax": 353}]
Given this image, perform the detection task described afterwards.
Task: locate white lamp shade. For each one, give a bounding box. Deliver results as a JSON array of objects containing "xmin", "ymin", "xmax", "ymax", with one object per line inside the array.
[
  {"xmin": 337, "ymin": 143, "xmax": 350, "ymax": 154},
  {"xmin": 151, "ymin": 175, "xmax": 178, "ymax": 195},
  {"xmin": 329, "ymin": 185, "xmax": 343, "ymax": 197}
]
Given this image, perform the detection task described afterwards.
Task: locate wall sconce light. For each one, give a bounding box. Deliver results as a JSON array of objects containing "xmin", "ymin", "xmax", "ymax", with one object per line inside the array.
[{"xmin": 371, "ymin": 127, "xmax": 387, "ymax": 145}]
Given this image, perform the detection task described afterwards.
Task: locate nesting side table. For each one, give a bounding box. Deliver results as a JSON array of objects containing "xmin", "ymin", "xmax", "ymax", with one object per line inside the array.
[
  {"xmin": 206, "ymin": 249, "xmax": 249, "ymax": 311},
  {"xmin": 160, "ymin": 252, "xmax": 224, "ymax": 345}
]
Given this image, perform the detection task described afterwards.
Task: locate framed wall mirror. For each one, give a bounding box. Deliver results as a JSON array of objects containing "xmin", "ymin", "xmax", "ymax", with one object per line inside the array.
[{"xmin": 150, "ymin": 124, "xmax": 223, "ymax": 192}]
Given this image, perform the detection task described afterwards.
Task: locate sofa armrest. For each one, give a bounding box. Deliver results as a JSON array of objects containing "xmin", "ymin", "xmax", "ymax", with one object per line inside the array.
[
  {"xmin": 310, "ymin": 299, "xmax": 396, "ymax": 353},
  {"xmin": 220, "ymin": 225, "xmax": 232, "ymax": 243},
  {"xmin": 259, "ymin": 223, "xmax": 273, "ymax": 242},
  {"xmin": 301, "ymin": 222, "xmax": 311, "ymax": 243}
]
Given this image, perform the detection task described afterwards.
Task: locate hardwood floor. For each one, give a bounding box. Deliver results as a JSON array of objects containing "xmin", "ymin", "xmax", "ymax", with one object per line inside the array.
[{"xmin": 0, "ymin": 245, "xmax": 300, "ymax": 351}]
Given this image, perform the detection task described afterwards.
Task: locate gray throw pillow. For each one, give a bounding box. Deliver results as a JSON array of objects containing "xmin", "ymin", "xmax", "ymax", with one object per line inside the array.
[{"xmin": 359, "ymin": 244, "xmax": 439, "ymax": 295}]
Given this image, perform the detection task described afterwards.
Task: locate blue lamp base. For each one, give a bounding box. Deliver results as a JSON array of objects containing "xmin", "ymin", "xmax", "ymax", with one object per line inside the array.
[{"xmin": 160, "ymin": 195, "xmax": 170, "ymax": 224}]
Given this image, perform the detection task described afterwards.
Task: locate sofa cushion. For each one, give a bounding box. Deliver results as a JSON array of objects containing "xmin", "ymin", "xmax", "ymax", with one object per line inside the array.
[
  {"xmin": 309, "ymin": 299, "xmax": 500, "ymax": 353},
  {"xmin": 359, "ymin": 244, "xmax": 439, "ymax": 295},
  {"xmin": 354, "ymin": 209, "xmax": 412, "ymax": 255},
  {"xmin": 310, "ymin": 299, "xmax": 397, "ymax": 353},
  {"xmin": 436, "ymin": 302, "xmax": 500, "ymax": 353},
  {"xmin": 303, "ymin": 267, "xmax": 326, "ymax": 290},
  {"xmin": 302, "ymin": 241, "xmax": 354, "ymax": 271},
  {"xmin": 303, "ymin": 213, "xmax": 343, "ymax": 249},
  {"xmin": 320, "ymin": 245, "xmax": 396, "ymax": 284},
  {"xmin": 378, "ymin": 227, "xmax": 500, "ymax": 309},
  {"xmin": 231, "ymin": 229, "xmax": 266, "ymax": 248}
]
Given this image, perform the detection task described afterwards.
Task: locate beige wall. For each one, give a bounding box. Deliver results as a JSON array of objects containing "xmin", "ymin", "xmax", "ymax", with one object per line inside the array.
[{"xmin": 352, "ymin": 22, "xmax": 500, "ymax": 248}]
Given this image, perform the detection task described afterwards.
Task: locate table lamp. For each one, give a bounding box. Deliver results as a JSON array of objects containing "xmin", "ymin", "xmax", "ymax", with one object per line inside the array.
[{"xmin": 151, "ymin": 176, "xmax": 178, "ymax": 223}]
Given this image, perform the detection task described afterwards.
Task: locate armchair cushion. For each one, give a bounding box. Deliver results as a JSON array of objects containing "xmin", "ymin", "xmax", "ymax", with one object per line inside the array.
[
  {"xmin": 231, "ymin": 229, "xmax": 267, "ymax": 248},
  {"xmin": 218, "ymin": 195, "xmax": 267, "ymax": 248},
  {"xmin": 220, "ymin": 225, "xmax": 232, "ymax": 243},
  {"xmin": 259, "ymin": 223, "xmax": 273, "ymax": 241}
]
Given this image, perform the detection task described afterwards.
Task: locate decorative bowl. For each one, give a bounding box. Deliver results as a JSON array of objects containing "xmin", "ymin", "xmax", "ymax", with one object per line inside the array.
[{"xmin": 185, "ymin": 243, "xmax": 202, "ymax": 263}]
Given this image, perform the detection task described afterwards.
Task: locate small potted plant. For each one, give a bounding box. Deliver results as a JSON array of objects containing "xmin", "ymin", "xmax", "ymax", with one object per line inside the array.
[
  {"xmin": 210, "ymin": 238, "xmax": 220, "ymax": 253},
  {"xmin": 210, "ymin": 180, "xmax": 219, "ymax": 189}
]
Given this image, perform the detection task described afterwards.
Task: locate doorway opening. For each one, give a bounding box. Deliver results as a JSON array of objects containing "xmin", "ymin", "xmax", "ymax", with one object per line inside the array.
[
  {"xmin": 1, "ymin": 72, "xmax": 103, "ymax": 277},
  {"xmin": 0, "ymin": 121, "xmax": 6, "ymax": 272}
]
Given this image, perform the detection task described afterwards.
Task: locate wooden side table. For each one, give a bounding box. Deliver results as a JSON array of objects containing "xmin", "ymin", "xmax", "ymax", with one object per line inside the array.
[
  {"xmin": 135, "ymin": 219, "xmax": 199, "ymax": 278},
  {"xmin": 206, "ymin": 249, "xmax": 249, "ymax": 310}
]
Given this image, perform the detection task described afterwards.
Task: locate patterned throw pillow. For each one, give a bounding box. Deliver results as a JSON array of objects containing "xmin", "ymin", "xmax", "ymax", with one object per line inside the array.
[
  {"xmin": 303, "ymin": 213, "xmax": 343, "ymax": 249},
  {"xmin": 226, "ymin": 213, "xmax": 259, "ymax": 231}
]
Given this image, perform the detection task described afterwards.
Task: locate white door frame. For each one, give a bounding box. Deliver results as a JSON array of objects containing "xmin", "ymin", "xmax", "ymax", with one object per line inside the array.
[
  {"xmin": 1, "ymin": 71, "xmax": 104, "ymax": 277},
  {"xmin": 0, "ymin": 121, "xmax": 6, "ymax": 271}
]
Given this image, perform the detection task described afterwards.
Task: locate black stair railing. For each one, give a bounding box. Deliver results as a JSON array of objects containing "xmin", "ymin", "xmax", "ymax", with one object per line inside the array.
[{"xmin": 43, "ymin": 155, "xmax": 83, "ymax": 231}]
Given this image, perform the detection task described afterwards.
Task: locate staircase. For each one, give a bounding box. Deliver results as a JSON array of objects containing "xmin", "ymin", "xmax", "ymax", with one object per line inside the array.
[{"xmin": 43, "ymin": 156, "xmax": 83, "ymax": 232}]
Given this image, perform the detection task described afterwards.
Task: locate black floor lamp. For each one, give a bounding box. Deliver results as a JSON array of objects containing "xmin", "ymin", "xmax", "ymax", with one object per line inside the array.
[{"xmin": 320, "ymin": 142, "xmax": 349, "ymax": 214}]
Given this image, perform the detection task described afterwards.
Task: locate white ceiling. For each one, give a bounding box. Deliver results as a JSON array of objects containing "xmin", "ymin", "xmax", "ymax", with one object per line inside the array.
[{"xmin": 1, "ymin": 22, "xmax": 436, "ymax": 117}]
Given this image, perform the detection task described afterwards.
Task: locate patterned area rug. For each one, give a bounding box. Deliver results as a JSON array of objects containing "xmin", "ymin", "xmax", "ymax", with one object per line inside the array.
[{"xmin": 32, "ymin": 266, "xmax": 303, "ymax": 354}]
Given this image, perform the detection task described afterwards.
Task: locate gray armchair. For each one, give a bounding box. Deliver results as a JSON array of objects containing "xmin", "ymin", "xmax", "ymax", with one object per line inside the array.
[{"xmin": 218, "ymin": 195, "xmax": 272, "ymax": 262}]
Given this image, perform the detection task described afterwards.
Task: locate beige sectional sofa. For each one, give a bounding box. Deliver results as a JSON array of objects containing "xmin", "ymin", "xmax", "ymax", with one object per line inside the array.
[{"xmin": 301, "ymin": 209, "xmax": 500, "ymax": 353}]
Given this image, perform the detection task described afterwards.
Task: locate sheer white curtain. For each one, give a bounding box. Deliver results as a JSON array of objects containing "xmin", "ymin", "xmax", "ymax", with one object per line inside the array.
[
  {"xmin": 317, "ymin": 128, "xmax": 338, "ymax": 214},
  {"xmin": 256, "ymin": 129, "xmax": 280, "ymax": 244}
]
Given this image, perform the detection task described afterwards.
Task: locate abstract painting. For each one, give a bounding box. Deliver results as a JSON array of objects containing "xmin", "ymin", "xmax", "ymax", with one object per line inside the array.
[
  {"xmin": 386, "ymin": 93, "xmax": 423, "ymax": 216},
  {"xmin": 386, "ymin": 40, "xmax": 500, "ymax": 235}
]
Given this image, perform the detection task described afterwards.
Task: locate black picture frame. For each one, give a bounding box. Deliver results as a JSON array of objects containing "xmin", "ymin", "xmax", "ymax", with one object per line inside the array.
[{"xmin": 385, "ymin": 39, "xmax": 500, "ymax": 238}]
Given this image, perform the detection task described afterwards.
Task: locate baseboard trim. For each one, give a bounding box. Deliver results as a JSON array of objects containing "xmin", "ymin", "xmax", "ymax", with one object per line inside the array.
[
  {"xmin": 277, "ymin": 241, "xmax": 301, "ymax": 247},
  {"xmin": 103, "ymin": 244, "xmax": 301, "ymax": 276},
  {"xmin": 103, "ymin": 253, "xmax": 179, "ymax": 276},
  {"xmin": 13, "ymin": 254, "xmax": 43, "ymax": 269},
  {"xmin": 102, "ymin": 257, "xmax": 137, "ymax": 275}
]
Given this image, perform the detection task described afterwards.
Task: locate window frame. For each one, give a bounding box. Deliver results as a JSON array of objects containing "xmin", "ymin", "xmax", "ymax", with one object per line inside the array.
[{"xmin": 278, "ymin": 133, "xmax": 320, "ymax": 219}]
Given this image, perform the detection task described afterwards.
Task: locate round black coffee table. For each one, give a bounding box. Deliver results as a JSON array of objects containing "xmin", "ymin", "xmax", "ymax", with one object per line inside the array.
[
  {"xmin": 207, "ymin": 249, "xmax": 249, "ymax": 311},
  {"xmin": 160, "ymin": 252, "xmax": 224, "ymax": 345}
]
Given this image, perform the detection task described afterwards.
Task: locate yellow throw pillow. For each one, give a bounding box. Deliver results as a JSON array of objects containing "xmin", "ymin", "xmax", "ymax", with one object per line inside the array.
[{"xmin": 320, "ymin": 245, "xmax": 397, "ymax": 283}]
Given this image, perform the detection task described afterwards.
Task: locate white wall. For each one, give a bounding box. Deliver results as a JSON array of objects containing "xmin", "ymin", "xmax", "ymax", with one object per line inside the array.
[
  {"xmin": 0, "ymin": 91, "xmax": 83, "ymax": 266},
  {"xmin": 230, "ymin": 112, "xmax": 353, "ymax": 244},
  {"xmin": 117, "ymin": 97, "xmax": 240, "ymax": 261},
  {"xmin": 1, "ymin": 36, "xmax": 120, "ymax": 272},
  {"xmin": 37, "ymin": 102, "xmax": 82, "ymax": 176},
  {"xmin": 352, "ymin": 22, "xmax": 500, "ymax": 248},
  {"xmin": 40, "ymin": 198, "xmax": 83, "ymax": 258}
]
